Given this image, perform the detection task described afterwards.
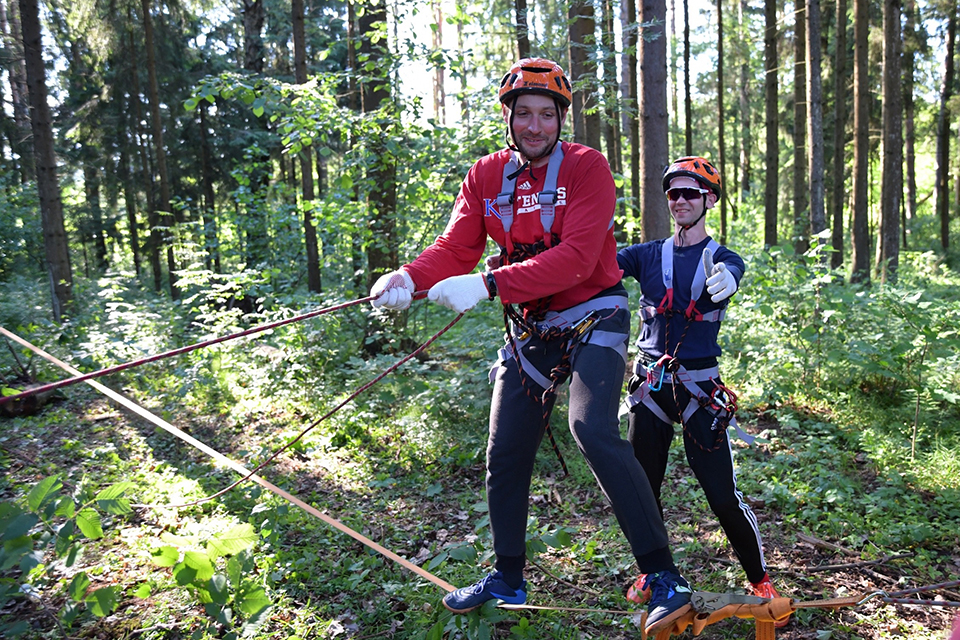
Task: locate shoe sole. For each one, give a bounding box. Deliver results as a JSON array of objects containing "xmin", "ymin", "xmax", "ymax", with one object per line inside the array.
[
  {"xmin": 644, "ymin": 602, "xmax": 693, "ymax": 635},
  {"xmin": 443, "ymin": 600, "xmax": 481, "ymax": 614}
]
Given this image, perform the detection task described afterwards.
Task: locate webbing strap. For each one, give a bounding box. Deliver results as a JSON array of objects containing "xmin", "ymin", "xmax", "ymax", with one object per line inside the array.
[
  {"xmin": 497, "ymin": 143, "xmax": 565, "ymax": 238},
  {"xmin": 656, "ymin": 237, "xmax": 723, "ymax": 321},
  {"xmin": 756, "ymin": 620, "xmax": 776, "ymax": 640}
]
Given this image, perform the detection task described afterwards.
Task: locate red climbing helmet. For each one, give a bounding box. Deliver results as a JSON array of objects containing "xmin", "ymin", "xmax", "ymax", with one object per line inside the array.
[
  {"xmin": 498, "ymin": 58, "xmax": 573, "ymax": 108},
  {"xmin": 662, "ymin": 156, "xmax": 722, "ymax": 198}
]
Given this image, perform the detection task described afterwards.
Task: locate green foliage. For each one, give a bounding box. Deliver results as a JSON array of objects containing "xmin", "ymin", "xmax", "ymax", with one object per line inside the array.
[
  {"xmin": 152, "ymin": 526, "xmax": 273, "ymax": 639},
  {"xmin": 0, "ymin": 476, "xmax": 134, "ymax": 635}
]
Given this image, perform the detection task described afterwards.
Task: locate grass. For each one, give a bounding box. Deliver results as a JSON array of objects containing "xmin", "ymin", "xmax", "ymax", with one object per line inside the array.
[{"xmin": 1, "ymin": 264, "xmax": 959, "ymax": 639}]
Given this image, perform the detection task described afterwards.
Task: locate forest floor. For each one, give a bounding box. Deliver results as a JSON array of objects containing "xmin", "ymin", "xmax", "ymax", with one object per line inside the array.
[{"xmin": 2, "ymin": 379, "xmax": 957, "ymax": 640}]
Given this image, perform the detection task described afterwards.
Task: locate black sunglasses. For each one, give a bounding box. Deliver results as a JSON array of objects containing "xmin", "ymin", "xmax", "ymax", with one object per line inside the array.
[{"xmin": 666, "ymin": 187, "xmax": 709, "ymax": 202}]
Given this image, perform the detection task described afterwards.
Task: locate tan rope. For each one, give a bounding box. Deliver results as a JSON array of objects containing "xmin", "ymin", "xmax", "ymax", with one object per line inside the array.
[{"xmin": 0, "ymin": 326, "xmax": 456, "ymax": 593}]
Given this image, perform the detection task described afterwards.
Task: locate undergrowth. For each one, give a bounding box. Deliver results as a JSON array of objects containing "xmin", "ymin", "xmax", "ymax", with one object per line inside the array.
[{"xmin": 1, "ymin": 250, "xmax": 959, "ymax": 639}]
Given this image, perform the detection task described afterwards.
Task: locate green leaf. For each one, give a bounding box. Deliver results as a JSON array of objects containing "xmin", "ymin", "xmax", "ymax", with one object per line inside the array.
[
  {"xmin": 173, "ymin": 562, "xmax": 198, "ymax": 586},
  {"xmin": 133, "ymin": 583, "xmax": 151, "ymax": 598},
  {"xmin": 209, "ymin": 574, "xmax": 229, "ymax": 605},
  {"xmin": 184, "ymin": 550, "xmax": 216, "ymax": 580},
  {"xmin": 95, "ymin": 483, "xmax": 133, "ymax": 515},
  {"xmin": 206, "ymin": 523, "xmax": 257, "ymax": 559},
  {"xmin": 239, "ymin": 603, "xmax": 272, "ymax": 637},
  {"xmin": 68, "ymin": 572, "xmax": 91, "ymax": 602},
  {"xmin": 75, "ymin": 509, "xmax": 103, "ymax": 539},
  {"xmin": 150, "ymin": 546, "xmax": 180, "ymax": 567},
  {"xmin": 86, "ymin": 586, "xmax": 118, "ymax": 617},
  {"xmin": 237, "ymin": 586, "xmax": 271, "ymax": 616},
  {"xmin": 27, "ymin": 476, "xmax": 62, "ymax": 512},
  {"xmin": 448, "ymin": 544, "xmax": 476, "ymax": 562},
  {"xmin": 2, "ymin": 513, "xmax": 37, "ymax": 541}
]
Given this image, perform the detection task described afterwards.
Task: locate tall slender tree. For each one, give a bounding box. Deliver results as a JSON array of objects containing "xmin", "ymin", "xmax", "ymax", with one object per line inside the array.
[
  {"xmin": 716, "ymin": 0, "xmax": 728, "ymax": 243},
  {"xmin": 877, "ymin": 0, "xmax": 902, "ymax": 282},
  {"xmin": 935, "ymin": 9, "xmax": 956, "ymax": 251},
  {"xmin": 902, "ymin": 0, "xmax": 919, "ymax": 235},
  {"xmin": 514, "ymin": 0, "xmax": 530, "ymax": 59},
  {"xmin": 625, "ymin": 0, "xmax": 640, "ymax": 237},
  {"xmin": 569, "ymin": 0, "xmax": 600, "ymax": 150},
  {"xmin": 793, "ymin": 2, "xmax": 809, "ymax": 254},
  {"xmin": 738, "ymin": 0, "xmax": 751, "ymax": 197},
  {"xmin": 19, "ymin": 0, "xmax": 72, "ymax": 320},
  {"xmin": 293, "ymin": 0, "xmax": 321, "ymax": 292},
  {"xmin": 850, "ymin": 0, "xmax": 871, "ymax": 282},
  {"xmin": 601, "ymin": 0, "xmax": 624, "ymax": 224},
  {"xmin": 3, "ymin": 0, "xmax": 32, "ymax": 182},
  {"xmin": 830, "ymin": 0, "xmax": 848, "ymax": 268},
  {"xmin": 764, "ymin": 0, "xmax": 779, "ymax": 247},
  {"xmin": 141, "ymin": 0, "xmax": 178, "ymax": 298},
  {"xmin": 683, "ymin": 0, "xmax": 692, "ymax": 154},
  {"xmin": 806, "ymin": 0, "xmax": 825, "ymax": 249},
  {"xmin": 639, "ymin": 0, "xmax": 671, "ymax": 240}
]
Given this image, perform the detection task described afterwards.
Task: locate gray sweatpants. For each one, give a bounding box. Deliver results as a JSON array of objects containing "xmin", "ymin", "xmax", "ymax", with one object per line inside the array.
[{"xmin": 485, "ymin": 307, "xmax": 674, "ymax": 574}]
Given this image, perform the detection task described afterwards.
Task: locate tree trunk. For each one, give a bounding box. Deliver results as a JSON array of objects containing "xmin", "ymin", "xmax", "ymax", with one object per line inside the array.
[
  {"xmin": 514, "ymin": 0, "xmax": 530, "ymax": 59},
  {"xmin": 432, "ymin": 1, "xmax": 446, "ymax": 124},
  {"xmin": 763, "ymin": 0, "xmax": 779, "ymax": 247},
  {"xmin": 119, "ymin": 147, "xmax": 142, "ymax": 276},
  {"xmin": 806, "ymin": 0, "xmax": 826, "ymax": 248},
  {"xmin": 716, "ymin": 0, "xmax": 728, "ymax": 243},
  {"xmin": 625, "ymin": 0, "xmax": 641, "ymax": 240},
  {"xmin": 199, "ymin": 103, "xmax": 221, "ymax": 273},
  {"xmin": 361, "ymin": 0, "xmax": 397, "ymax": 288},
  {"xmin": 3, "ymin": 0, "xmax": 33, "ymax": 182},
  {"xmin": 293, "ymin": 0, "xmax": 321, "ymax": 292},
  {"xmin": 243, "ymin": 0, "xmax": 264, "ymax": 73},
  {"xmin": 347, "ymin": 0, "xmax": 364, "ymax": 292},
  {"xmin": 141, "ymin": 0, "xmax": 178, "ymax": 298},
  {"xmin": 850, "ymin": 0, "xmax": 870, "ymax": 282},
  {"xmin": 601, "ymin": 0, "xmax": 624, "ymax": 229},
  {"xmin": 19, "ymin": 0, "xmax": 72, "ymax": 320},
  {"xmin": 640, "ymin": 0, "xmax": 671, "ymax": 241},
  {"xmin": 738, "ymin": 0, "xmax": 751, "ymax": 197},
  {"xmin": 670, "ymin": 0, "xmax": 678, "ymax": 148},
  {"xmin": 902, "ymin": 0, "xmax": 917, "ymax": 237},
  {"xmin": 877, "ymin": 0, "xmax": 902, "ymax": 282},
  {"xmin": 84, "ymin": 163, "xmax": 108, "ymax": 270},
  {"xmin": 935, "ymin": 10, "xmax": 956, "ymax": 252},
  {"xmin": 793, "ymin": 4, "xmax": 809, "ymax": 254},
  {"xmin": 569, "ymin": 0, "xmax": 600, "ymax": 150},
  {"xmin": 683, "ymin": 0, "xmax": 692, "ymax": 154},
  {"xmin": 829, "ymin": 0, "xmax": 848, "ymax": 268}
]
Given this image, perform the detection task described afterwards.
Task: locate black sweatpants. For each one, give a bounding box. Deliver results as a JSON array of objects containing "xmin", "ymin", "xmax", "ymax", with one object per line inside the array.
[
  {"xmin": 626, "ymin": 375, "xmax": 768, "ymax": 583},
  {"xmin": 486, "ymin": 308, "xmax": 676, "ymax": 577}
]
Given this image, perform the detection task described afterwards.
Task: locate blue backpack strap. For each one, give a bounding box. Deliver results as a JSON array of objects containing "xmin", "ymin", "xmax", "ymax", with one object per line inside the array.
[{"xmin": 538, "ymin": 143, "xmax": 565, "ymax": 246}]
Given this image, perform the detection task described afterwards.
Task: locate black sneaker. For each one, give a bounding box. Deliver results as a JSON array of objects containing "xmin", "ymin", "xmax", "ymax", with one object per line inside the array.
[
  {"xmin": 442, "ymin": 571, "xmax": 527, "ymax": 614},
  {"xmin": 643, "ymin": 570, "xmax": 693, "ymax": 634}
]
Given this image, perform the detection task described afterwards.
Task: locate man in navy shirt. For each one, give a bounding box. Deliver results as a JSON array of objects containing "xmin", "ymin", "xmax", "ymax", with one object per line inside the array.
[{"xmin": 617, "ymin": 157, "xmax": 788, "ymax": 628}]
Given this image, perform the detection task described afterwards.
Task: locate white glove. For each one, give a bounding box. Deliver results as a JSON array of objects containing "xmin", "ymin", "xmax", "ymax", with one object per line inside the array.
[
  {"xmin": 370, "ymin": 269, "xmax": 415, "ymax": 310},
  {"xmin": 428, "ymin": 273, "xmax": 489, "ymax": 313},
  {"xmin": 702, "ymin": 247, "xmax": 738, "ymax": 303}
]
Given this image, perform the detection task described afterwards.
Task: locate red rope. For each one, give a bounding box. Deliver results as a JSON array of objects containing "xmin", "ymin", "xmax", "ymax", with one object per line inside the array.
[
  {"xmin": 1, "ymin": 295, "xmax": 377, "ymax": 406},
  {"xmin": 157, "ymin": 310, "xmax": 464, "ymax": 509}
]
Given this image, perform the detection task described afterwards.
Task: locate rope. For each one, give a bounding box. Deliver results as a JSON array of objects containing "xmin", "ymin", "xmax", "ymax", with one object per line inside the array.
[
  {"xmin": 0, "ymin": 295, "xmax": 377, "ymax": 406},
  {"xmin": 161, "ymin": 311, "xmax": 464, "ymax": 509},
  {"xmin": 0, "ymin": 322, "xmax": 460, "ymax": 593}
]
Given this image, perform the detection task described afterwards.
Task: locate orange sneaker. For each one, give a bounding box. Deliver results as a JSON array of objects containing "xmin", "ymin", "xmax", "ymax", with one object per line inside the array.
[
  {"xmin": 626, "ymin": 573, "xmax": 650, "ymax": 604},
  {"xmin": 751, "ymin": 574, "xmax": 789, "ymax": 628}
]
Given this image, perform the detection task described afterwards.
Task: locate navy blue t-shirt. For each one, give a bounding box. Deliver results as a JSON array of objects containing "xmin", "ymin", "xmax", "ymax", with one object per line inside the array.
[{"xmin": 617, "ymin": 236, "xmax": 744, "ymax": 364}]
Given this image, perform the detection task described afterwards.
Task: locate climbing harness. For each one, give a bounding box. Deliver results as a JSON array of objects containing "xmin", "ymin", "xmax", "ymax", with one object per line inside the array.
[
  {"xmin": 0, "ymin": 294, "xmax": 379, "ymax": 408},
  {"xmin": 490, "ymin": 142, "xmax": 625, "ymax": 474},
  {"xmin": 620, "ymin": 238, "xmax": 751, "ymax": 450}
]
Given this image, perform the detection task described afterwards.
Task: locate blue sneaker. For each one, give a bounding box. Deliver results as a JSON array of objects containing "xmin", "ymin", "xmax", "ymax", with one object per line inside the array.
[
  {"xmin": 442, "ymin": 571, "xmax": 527, "ymax": 614},
  {"xmin": 643, "ymin": 570, "xmax": 693, "ymax": 634}
]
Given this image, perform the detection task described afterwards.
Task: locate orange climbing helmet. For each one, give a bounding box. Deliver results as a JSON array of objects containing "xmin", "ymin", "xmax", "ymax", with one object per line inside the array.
[
  {"xmin": 662, "ymin": 156, "xmax": 722, "ymax": 198},
  {"xmin": 498, "ymin": 58, "xmax": 573, "ymax": 108}
]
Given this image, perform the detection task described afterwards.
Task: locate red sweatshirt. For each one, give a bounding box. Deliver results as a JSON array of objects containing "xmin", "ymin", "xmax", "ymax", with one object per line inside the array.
[{"xmin": 404, "ymin": 141, "xmax": 623, "ymax": 311}]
